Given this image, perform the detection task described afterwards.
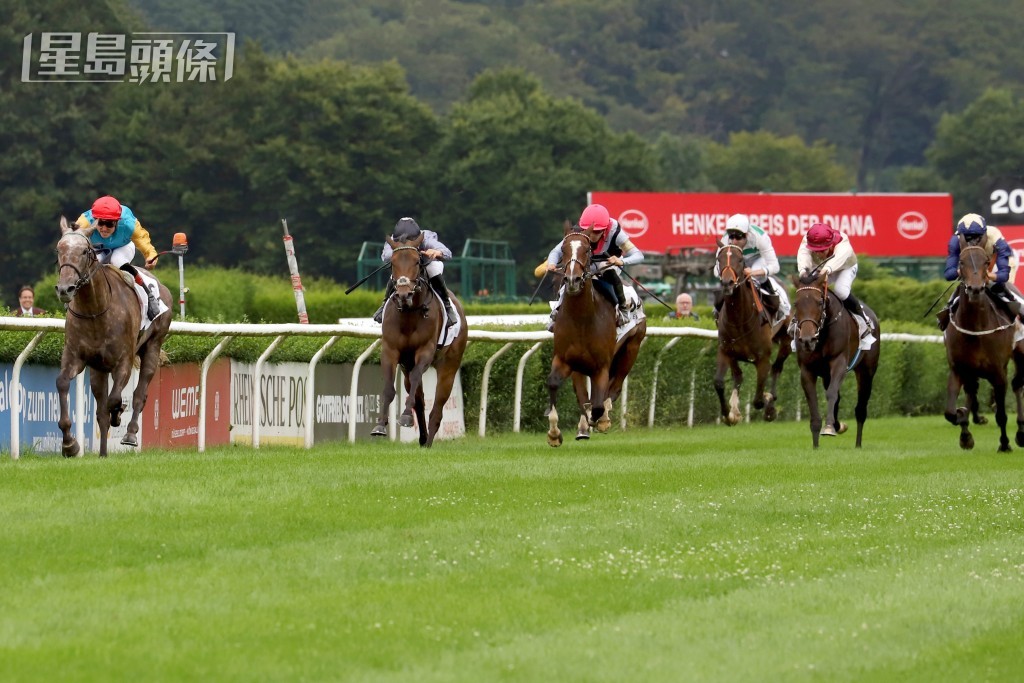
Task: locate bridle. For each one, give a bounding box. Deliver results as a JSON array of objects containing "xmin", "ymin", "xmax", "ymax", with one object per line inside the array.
[
  {"xmin": 951, "ymin": 242, "xmax": 1015, "ymax": 335},
  {"xmin": 57, "ymin": 233, "xmax": 112, "ymax": 319},
  {"xmin": 794, "ymin": 281, "xmax": 835, "ymax": 345},
  {"xmin": 389, "ymin": 244, "xmax": 427, "ymax": 310},
  {"xmin": 559, "ymin": 232, "xmax": 595, "ymax": 295},
  {"xmin": 716, "ymin": 243, "xmax": 748, "ymax": 288}
]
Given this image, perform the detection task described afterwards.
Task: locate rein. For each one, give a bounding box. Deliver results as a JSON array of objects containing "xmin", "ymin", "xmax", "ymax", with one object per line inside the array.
[
  {"xmin": 389, "ymin": 244, "xmax": 428, "ymax": 312},
  {"xmin": 59, "ymin": 236, "xmax": 113, "ymax": 320},
  {"xmin": 794, "ymin": 282, "xmax": 837, "ymax": 344}
]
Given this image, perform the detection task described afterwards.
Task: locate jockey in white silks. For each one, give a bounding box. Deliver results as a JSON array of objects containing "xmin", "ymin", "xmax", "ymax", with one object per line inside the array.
[{"xmin": 713, "ymin": 213, "xmax": 791, "ymax": 323}]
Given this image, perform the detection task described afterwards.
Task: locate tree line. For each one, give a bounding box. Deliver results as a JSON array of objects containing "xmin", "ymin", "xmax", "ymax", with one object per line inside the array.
[{"xmin": 1, "ymin": 0, "xmax": 1022, "ymax": 302}]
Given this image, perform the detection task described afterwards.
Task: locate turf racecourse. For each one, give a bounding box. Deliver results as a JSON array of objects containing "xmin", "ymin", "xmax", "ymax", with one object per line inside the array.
[{"xmin": 2, "ymin": 417, "xmax": 1022, "ymax": 683}]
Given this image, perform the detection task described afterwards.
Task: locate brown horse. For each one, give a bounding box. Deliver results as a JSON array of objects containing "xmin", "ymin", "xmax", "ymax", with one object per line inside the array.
[
  {"xmin": 792, "ymin": 271, "xmax": 880, "ymax": 448},
  {"xmin": 546, "ymin": 226, "xmax": 647, "ymax": 446},
  {"xmin": 370, "ymin": 233, "xmax": 468, "ymax": 447},
  {"xmin": 943, "ymin": 236, "xmax": 1024, "ymax": 451},
  {"xmin": 54, "ymin": 216, "xmax": 172, "ymax": 457},
  {"xmin": 713, "ymin": 244, "xmax": 793, "ymax": 425}
]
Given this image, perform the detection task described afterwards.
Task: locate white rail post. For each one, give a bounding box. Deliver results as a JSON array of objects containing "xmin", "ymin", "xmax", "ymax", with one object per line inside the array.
[
  {"xmin": 305, "ymin": 336, "xmax": 340, "ymax": 448},
  {"xmin": 10, "ymin": 331, "xmax": 47, "ymax": 459},
  {"xmin": 252, "ymin": 335, "xmax": 286, "ymax": 449},
  {"xmin": 199, "ymin": 335, "xmax": 234, "ymax": 453},
  {"xmin": 348, "ymin": 339, "xmax": 381, "ymax": 443},
  {"xmin": 479, "ymin": 342, "xmax": 513, "ymax": 437},
  {"xmin": 513, "ymin": 341, "xmax": 544, "ymax": 432}
]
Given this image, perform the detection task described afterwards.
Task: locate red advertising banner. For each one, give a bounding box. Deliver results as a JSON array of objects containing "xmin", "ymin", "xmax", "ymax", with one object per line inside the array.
[
  {"xmin": 998, "ymin": 225, "xmax": 1024, "ymax": 290},
  {"xmin": 144, "ymin": 359, "xmax": 231, "ymax": 448},
  {"xmin": 588, "ymin": 192, "xmax": 953, "ymax": 257}
]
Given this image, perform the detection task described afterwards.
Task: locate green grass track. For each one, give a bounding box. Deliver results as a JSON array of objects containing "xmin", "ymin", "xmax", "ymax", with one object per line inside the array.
[{"xmin": 2, "ymin": 416, "xmax": 1022, "ymax": 682}]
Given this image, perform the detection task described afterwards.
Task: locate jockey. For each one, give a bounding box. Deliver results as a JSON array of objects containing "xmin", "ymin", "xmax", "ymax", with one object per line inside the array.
[
  {"xmin": 546, "ymin": 203, "xmax": 644, "ymax": 327},
  {"xmin": 796, "ymin": 222, "xmax": 872, "ymax": 331},
  {"xmin": 75, "ymin": 195, "xmax": 161, "ymax": 321},
  {"xmin": 938, "ymin": 213, "xmax": 1024, "ymax": 330},
  {"xmin": 374, "ymin": 217, "xmax": 457, "ymax": 327},
  {"xmin": 713, "ymin": 213, "xmax": 791, "ymax": 323}
]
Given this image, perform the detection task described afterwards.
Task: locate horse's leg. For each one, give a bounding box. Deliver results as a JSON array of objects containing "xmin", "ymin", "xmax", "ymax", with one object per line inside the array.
[
  {"xmin": 713, "ymin": 348, "xmax": 732, "ymax": 424},
  {"xmin": 752, "ymin": 353, "xmax": 770, "ymax": 412},
  {"xmin": 946, "ymin": 372, "xmax": 973, "ymax": 450},
  {"xmin": 992, "ymin": 372, "xmax": 1012, "ymax": 453},
  {"xmin": 399, "ymin": 350, "xmax": 434, "ymax": 430},
  {"xmin": 822, "ymin": 359, "xmax": 849, "ymax": 437},
  {"xmin": 799, "ymin": 365, "xmax": 822, "ymax": 448},
  {"xmin": 413, "ymin": 381, "xmax": 428, "ymax": 447},
  {"xmin": 595, "ymin": 397, "xmax": 614, "ymax": 433},
  {"xmin": 424, "ymin": 354, "xmax": 462, "ymax": 448},
  {"xmin": 546, "ymin": 357, "xmax": 572, "ymax": 447},
  {"xmin": 1013, "ymin": 349, "xmax": 1024, "ymax": 447},
  {"xmin": 89, "ymin": 371, "xmax": 112, "ymax": 457},
  {"xmin": 853, "ymin": 365, "xmax": 875, "ymax": 448},
  {"xmin": 588, "ymin": 368, "xmax": 610, "ymax": 427},
  {"xmin": 121, "ymin": 342, "xmax": 160, "ymax": 448},
  {"xmin": 764, "ymin": 338, "xmax": 792, "ymax": 422},
  {"xmin": 371, "ymin": 350, "xmax": 399, "ymax": 437},
  {"xmin": 728, "ymin": 360, "xmax": 744, "ymax": 425},
  {"xmin": 106, "ymin": 356, "xmax": 133, "ymax": 429},
  {"xmin": 570, "ymin": 372, "xmax": 592, "ymax": 441},
  {"xmin": 56, "ymin": 355, "xmax": 86, "ymax": 457}
]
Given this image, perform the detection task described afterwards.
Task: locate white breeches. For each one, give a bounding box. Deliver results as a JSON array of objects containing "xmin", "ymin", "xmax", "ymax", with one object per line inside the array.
[
  {"xmin": 425, "ymin": 260, "xmax": 443, "ymax": 278},
  {"xmin": 765, "ymin": 276, "xmax": 791, "ymax": 316},
  {"xmin": 95, "ymin": 242, "xmax": 136, "ymax": 269},
  {"xmin": 826, "ymin": 263, "xmax": 858, "ymax": 301}
]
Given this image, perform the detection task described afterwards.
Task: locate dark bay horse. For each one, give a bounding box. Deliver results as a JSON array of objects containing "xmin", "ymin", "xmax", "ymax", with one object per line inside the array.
[
  {"xmin": 370, "ymin": 233, "xmax": 468, "ymax": 447},
  {"xmin": 546, "ymin": 226, "xmax": 646, "ymax": 446},
  {"xmin": 713, "ymin": 244, "xmax": 793, "ymax": 425},
  {"xmin": 55, "ymin": 216, "xmax": 172, "ymax": 457},
  {"xmin": 943, "ymin": 236, "xmax": 1024, "ymax": 451},
  {"xmin": 792, "ymin": 271, "xmax": 880, "ymax": 448}
]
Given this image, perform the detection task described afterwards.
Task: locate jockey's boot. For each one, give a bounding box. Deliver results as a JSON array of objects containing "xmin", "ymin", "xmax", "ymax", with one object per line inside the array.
[
  {"xmin": 373, "ymin": 279, "xmax": 396, "ymax": 323},
  {"xmin": 843, "ymin": 292, "xmax": 869, "ymax": 330},
  {"xmin": 936, "ymin": 307, "xmax": 950, "ymax": 331},
  {"xmin": 120, "ymin": 263, "xmax": 159, "ymax": 321},
  {"xmin": 759, "ymin": 280, "xmax": 780, "ymax": 319},
  {"xmin": 607, "ymin": 273, "xmax": 630, "ymax": 326},
  {"xmin": 429, "ymin": 274, "xmax": 457, "ymax": 327}
]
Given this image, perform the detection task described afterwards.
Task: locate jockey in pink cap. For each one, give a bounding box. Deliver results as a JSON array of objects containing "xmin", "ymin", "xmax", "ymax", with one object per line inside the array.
[{"xmin": 797, "ymin": 222, "xmax": 871, "ymax": 331}]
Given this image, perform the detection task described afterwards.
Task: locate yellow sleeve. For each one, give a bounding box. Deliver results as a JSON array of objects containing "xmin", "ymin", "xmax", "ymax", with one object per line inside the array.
[
  {"xmin": 131, "ymin": 220, "xmax": 158, "ymax": 261},
  {"xmin": 75, "ymin": 214, "xmax": 90, "ymax": 230},
  {"xmin": 534, "ymin": 261, "xmax": 548, "ymax": 278}
]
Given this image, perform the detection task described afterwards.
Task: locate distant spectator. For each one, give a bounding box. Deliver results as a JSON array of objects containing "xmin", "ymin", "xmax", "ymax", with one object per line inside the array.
[
  {"xmin": 13, "ymin": 285, "xmax": 44, "ymax": 317},
  {"xmin": 667, "ymin": 292, "xmax": 699, "ymax": 320}
]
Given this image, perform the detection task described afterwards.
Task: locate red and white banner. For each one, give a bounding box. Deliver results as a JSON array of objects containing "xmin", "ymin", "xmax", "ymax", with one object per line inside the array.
[
  {"xmin": 998, "ymin": 225, "xmax": 1024, "ymax": 290},
  {"xmin": 588, "ymin": 192, "xmax": 953, "ymax": 257}
]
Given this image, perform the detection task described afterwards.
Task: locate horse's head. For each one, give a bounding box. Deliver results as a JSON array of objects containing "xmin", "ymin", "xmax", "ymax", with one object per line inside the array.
[
  {"xmin": 560, "ymin": 227, "xmax": 594, "ymax": 296},
  {"xmin": 387, "ymin": 233, "xmax": 426, "ymax": 310},
  {"xmin": 715, "ymin": 243, "xmax": 745, "ymax": 296},
  {"xmin": 958, "ymin": 234, "xmax": 991, "ymax": 302},
  {"xmin": 55, "ymin": 215, "xmax": 98, "ymax": 303},
  {"xmin": 793, "ymin": 271, "xmax": 829, "ymax": 351}
]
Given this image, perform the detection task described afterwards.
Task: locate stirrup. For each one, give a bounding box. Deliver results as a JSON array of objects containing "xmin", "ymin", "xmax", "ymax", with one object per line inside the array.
[
  {"xmin": 146, "ymin": 299, "xmax": 160, "ymax": 321},
  {"xmin": 616, "ymin": 306, "xmax": 629, "ymax": 326},
  {"xmin": 373, "ymin": 305, "xmax": 385, "ymax": 324}
]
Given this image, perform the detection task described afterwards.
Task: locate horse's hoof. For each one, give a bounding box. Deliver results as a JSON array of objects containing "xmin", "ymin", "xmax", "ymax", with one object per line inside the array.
[
  {"xmin": 595, "ymin": 418, "xmax": 611, "ymax": 433},
  {"xmin": 752, "ymin": 398, "xmax": 765, "ymax": 410},
  {"xmin": 1015, "ymin": 431, "xmax": 1024, "ymax": 448},
  {"xmin": 836, "ymin": 422, "xmax": 848, "ymax": 434},
  {"xmin": 820, "ymin": 425, "xmax": 837, "ymax": 437},
  {"xmin": 110, "ymin": 414, "xmax": 122, "ymax": 428},
  {"xmin": 998, "ymin": 443, "xmax": 1012, "ymax": 453},
  {"xmin": 62, "ymin": 440, "xmax": 80, "ymax": 458},
  {"xmin": 973, "ymin": 415, "xmax": 988, "ymax": 425},
  {"xmin": 120, "ymin": 434, "xmax": 138, "ymax": 447},
  {"xmin": 575, "ymin": 430, "xmax": 590, "ymax": 441},
  {"xmin": 547, "ymin": 432, "xmax": 563, "ymax": 447},
  {"xmin": 399, "ymin": 414, "xmax": 414, "ymax": 428},
  {"xmin": 960, "ymin": 434, "xmax": 974, "ymax": 450},
  {"xmin": 764, "ymin": 405, "xmax": 777, "ymax": 422},
  {"xmin": 370, "ymin": 425, "xmax": 387, "ymax": 437}
]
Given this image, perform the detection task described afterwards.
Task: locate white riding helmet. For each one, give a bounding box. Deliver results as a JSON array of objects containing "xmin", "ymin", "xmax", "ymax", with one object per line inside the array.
[{"xmin": 726, "ymin": 214, "xmax": 750, "ymax": 234}]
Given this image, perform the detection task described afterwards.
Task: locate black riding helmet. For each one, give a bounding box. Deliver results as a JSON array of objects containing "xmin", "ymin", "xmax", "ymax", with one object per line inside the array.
[{"xmin": 392, "ymin": 217, "xmax": 421, "ymax": 241}]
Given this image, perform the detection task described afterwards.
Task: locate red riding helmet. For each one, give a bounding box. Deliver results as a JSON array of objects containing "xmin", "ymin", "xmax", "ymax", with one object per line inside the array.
[
  {"xmin": 579, "ymin": 204, "xmax": 611, "ymax": 231},
  {"xmin": 91, "ymin": 195, "xmax": 122, "ymax": 221},
  {"xmin": 805, "ymin": 223, "xmax": 842, "ymax": 251}
]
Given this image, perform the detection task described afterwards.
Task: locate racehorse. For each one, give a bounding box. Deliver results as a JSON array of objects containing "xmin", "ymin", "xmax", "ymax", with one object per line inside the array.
[
  {"xmin": 792, "ymin": 271, "xmax": 880, "ymax": 448},
  {"xmin": 546, "ymin": 226, "xmax": 646, "ymax": 446},
  {"xmin": 370, "ymin": 233, "xmax": 468, "ymax": 447},
  {"xmin": 54, "ymin": 216, "xmax": 172, "ymax": 457},
  {"xmin": 942, "ymin": 235, "xmax": 1024, "ymax": 451},
  {"xmin": 713, "ymin": 243, "xmax": 793, "ymax": 425}
]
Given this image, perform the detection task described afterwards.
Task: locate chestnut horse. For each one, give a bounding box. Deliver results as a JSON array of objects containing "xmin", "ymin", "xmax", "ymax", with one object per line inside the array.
[
  {"xmin": 792, "ymin": 271, "xmax": 880, "ymax": 448},
  {"xmin": 370, "ymin": 233, "xmax": 468, "ymax": 447},
  {"xmin": 54, "ymin": 216, "xmax": 172, "ymax": 457},
  {"xmin": 546, "ymin": 226, "xmax": 646, "ymax": 446},
  {"xmin": 713, "ymin": 244, "xmax": 793, "ymax": 425},
  {"xmin": 943, "ymin": 236, "xmax": 1024, "ymax": 451}
]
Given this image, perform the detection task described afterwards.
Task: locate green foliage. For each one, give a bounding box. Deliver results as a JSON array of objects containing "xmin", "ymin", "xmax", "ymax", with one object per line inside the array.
[
  {"xmin": 704, "ymin": 131, "xmax": 853, "ymax": 192},
  {"xmin": 926, "ymin": 88, "xmax": 1024, "ymax": 216}
]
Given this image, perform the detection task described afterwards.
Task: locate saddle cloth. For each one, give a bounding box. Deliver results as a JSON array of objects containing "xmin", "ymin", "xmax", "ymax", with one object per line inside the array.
[{"xmin": 107, "ymin": 266, "xmax": 169, "ymax": 331}]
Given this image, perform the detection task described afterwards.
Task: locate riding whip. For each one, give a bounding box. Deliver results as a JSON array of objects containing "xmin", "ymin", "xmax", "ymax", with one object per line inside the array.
[
  {"xmin": 619, "ymin": 268, "xmax": 673, "ymax": 311},
  {"xmin": 528, "ymin": 269, "xmax": 551, "ymax": 306},
  {"xmin": 922, "ymin": 280, "xmax": 959, "ymax": 318},
  {"xmin": 346, "ymin": 261, "xmax": 391, "ymax": 295}
]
